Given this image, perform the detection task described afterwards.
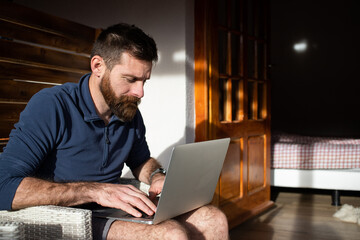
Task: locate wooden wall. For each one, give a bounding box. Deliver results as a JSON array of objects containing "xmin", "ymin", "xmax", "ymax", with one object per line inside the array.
[{"xmin": 0, "ymin": 1, "xmax": 97, "ymax": 151}]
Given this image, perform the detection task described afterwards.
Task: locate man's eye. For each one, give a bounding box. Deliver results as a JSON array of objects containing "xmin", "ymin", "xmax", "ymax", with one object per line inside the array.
[{"xmin": 125, "ymin": 77, "xmax": 136, "ymax": 83}]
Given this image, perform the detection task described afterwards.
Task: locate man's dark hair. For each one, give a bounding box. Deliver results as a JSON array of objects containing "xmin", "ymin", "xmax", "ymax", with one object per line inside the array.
[{"xmin": 91, "ymin": 23, "xmax": 158, "ymax": 69}]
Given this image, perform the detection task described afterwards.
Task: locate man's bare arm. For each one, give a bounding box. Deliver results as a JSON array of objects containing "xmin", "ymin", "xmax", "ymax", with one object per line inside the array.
[
  {"xmin": 12, "ymin": 177, "xmax": 95, "ymax": 210},
  {"xmin": 132, "ymin": 157, "xmax": 163, "ymax": 184},
  {"xmin": 132, "ymin": 158, "xmax": 165, "ymax": 201},
  {"xmin": 12, "ymin": 177, "xmax": 156, "ymax": 217}
]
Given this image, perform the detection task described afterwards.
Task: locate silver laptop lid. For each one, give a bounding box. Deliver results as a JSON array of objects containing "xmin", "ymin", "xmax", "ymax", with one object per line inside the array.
[{"xmin": 152, "ymin": 138, "xmax": 230, "ymax": 224}]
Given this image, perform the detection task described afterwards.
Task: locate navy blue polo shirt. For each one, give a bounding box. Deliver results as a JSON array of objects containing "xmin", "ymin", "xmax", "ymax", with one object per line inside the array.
[{"xmin": 0, "ymin": 73, "xmax": 150, "ymax": 210}]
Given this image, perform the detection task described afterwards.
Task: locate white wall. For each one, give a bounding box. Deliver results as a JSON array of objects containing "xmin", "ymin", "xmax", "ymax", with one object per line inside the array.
[{"xmin": 15, "ymin": 0, "xmax": 195, "ymax": 174}]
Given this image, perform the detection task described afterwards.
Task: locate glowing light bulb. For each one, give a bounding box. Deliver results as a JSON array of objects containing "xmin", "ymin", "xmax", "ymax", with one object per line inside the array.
[{"xmin": 293, "ymin": 41, "xmax": 307, "ymax": 52}]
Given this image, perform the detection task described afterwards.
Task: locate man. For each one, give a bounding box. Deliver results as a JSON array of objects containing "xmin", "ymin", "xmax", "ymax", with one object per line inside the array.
[{"xmin": 0, "ymin": 23, "xmax": 229, "ymax": 239}]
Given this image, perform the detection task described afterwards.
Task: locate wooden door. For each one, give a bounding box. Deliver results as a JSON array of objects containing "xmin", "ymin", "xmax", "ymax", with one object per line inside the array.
[{"xmin": 195, "ymin": 0, "xmax": 273, "ymax": 228}]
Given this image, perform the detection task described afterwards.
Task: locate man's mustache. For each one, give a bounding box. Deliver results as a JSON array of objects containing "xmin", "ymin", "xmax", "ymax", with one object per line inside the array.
[{"xmin": 113, "ymin": 96, "xmax": 141, "ymax": 110}]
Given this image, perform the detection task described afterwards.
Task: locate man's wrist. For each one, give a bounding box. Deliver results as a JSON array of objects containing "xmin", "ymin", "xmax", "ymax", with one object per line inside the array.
[{"xmin": 149, "ymin": 168, "xmax": 166, "ymax": 183}]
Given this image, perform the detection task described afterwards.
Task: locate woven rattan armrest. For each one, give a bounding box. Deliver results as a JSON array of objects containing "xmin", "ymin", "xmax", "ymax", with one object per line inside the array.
[{"xmin": 0, "ymin": 205, "xmax": 92, "ymax": 240}]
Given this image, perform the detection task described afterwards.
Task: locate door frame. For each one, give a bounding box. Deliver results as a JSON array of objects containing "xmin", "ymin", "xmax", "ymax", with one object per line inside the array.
[{"xmin": 194, "ymin": 0, "xmax": 210, "ymax": 142}]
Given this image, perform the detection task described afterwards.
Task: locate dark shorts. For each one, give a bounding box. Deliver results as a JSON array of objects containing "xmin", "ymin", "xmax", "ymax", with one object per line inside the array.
[
  {"xmin": 75, "ymin": 203, "xmax": 116, "ymax": 240},
  {"xmin": 92, "ymin": 217, "xmax": 116, "ymax": 240}
]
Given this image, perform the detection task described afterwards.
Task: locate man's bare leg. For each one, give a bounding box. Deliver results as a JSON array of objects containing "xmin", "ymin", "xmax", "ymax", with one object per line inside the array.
[
  {"xmin": 107, "ymin": 219, "xmax": 188, "ymax": 240},
  {"xmin": 175, "ymin": 205, "xmax": 229, "ymax": 240},
  {"xmin": 106, "ymin": 205, "xmax": 228, "ymax": 240}
]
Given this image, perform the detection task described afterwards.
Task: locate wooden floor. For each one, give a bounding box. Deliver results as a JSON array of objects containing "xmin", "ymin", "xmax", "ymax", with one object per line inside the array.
[{"xmin": 229, "ymin": 187, "xmax": 360, "ymax": 240}]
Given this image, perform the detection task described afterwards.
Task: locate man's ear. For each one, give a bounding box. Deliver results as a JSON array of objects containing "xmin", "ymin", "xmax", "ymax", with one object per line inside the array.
[{"xmin": 90, "ymin": 55, "xmax": 105, "ymax": 78}]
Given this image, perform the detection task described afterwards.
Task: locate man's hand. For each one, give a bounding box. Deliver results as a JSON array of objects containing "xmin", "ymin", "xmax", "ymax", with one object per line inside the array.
[
  {"xmin": 148, "ymin": 173, "xmax": 165, "ymax": 202},
  {"xmin": 12, "ymin": 177, "xmax": 156, "ymax": 218},
  {"xmin": 132, "ymin": 158, "xmax": 165, "ymax": 202},
  {"xmin": 94, "ymin": 183, "xmax": 157, "ymax": 217}
]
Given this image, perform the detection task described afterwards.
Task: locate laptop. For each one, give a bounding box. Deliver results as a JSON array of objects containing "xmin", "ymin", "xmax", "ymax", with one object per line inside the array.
[{"xmin": 92, "ymin": 138, "xmax": 230, "ymax": 225}]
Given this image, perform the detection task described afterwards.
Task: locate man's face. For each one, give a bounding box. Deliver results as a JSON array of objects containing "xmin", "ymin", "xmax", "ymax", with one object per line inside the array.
[{"xmin": 100, "ymin": 52, "xmax": 152, "ymax": 122}]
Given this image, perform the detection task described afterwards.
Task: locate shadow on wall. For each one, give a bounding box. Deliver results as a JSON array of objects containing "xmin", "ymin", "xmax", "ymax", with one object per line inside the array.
[{"xmin": 121, "ymin": 127, "xmax": 193, "ymax": 178}]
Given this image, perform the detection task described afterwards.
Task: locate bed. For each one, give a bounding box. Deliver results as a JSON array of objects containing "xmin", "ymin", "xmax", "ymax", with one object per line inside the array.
[{"xmin": 271, "ymin": 132, "xmax": 360, "ymax": 205}]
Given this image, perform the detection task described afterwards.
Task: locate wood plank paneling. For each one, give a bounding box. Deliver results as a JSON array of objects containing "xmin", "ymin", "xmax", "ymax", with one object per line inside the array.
[
  {"xmin": 0, "ymin": 79, "xmax": 52, "ymax": 102},
  {"xmin": 0, "ymin": 1, "xmax": 97, "ymax": 143},
  {"xmin": 0, "ymin": 103, "xmax": 27, "ymax": 121},
  {"xmin": 0, "ymin": 103, "xmax": 27, "ymax": 137},
  {"xmin": 0, "ymin": 138, "xmax": 8, "ymax": 152},
  {"xmin": 0, "ymin": 120, "xmax": 17, "ymax": 138},
  {"xmin": 0, "ymin": 20, "xmax": 92, "ymax": 55},
  {"xmin": 0, "ymin": 1, "xmax": 95, "ymax": 54},
  {"xmin": 0, "ymin": 62, "xmax": 86, "ymax": 84},
  {"xmin": 0, "ymin": 39, "xmax": 90, "ymax": 72}
]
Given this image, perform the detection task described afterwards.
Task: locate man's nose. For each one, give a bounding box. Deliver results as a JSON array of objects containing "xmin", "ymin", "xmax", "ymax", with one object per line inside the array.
[{"xmin": 131, "ymin": 81, "xmax": 144, "ymax": 98}]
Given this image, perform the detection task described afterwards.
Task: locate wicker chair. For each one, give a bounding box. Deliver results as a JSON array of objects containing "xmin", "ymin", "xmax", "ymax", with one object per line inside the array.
[
  {"xmin": 0, "ymin": 179, "xmax": 148, "ymax": 240},
  {"xmin": 0, "ymin": 205, "xmax": 92, "ymax": 240},
  {"xmin": 0, "ymin": 221, "xmax": 25, "ymax": 240}
]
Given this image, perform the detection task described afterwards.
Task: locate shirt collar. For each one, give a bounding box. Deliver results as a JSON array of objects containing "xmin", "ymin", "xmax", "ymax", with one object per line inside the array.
[{"xmin": 79, "ymin": 73, "xmax": 101, "ymax": 122}]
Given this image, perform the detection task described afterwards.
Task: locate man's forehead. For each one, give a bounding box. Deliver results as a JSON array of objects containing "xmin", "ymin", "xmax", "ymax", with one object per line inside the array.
[
  {"xmin": 112, "ymin": 56, "xmax": 152, "ymax": 79},
  {"xmin": 118, "ymin": 52, "xmax": 152, "ymax": 65}
]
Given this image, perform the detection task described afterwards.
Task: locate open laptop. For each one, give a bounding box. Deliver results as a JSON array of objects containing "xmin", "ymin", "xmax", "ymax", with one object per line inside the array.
[{"xmin": 92, "ymin": 138, "xmax": 230, "ymax": 225}]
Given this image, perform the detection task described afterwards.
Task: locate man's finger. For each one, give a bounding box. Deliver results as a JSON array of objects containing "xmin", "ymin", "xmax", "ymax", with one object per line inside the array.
[
  {"xmin": 116, "ymin": 185, "xmax": 157, "ymax": 214},
  {"xmin": 118, "ymin": 202, "xmax": 143, "ymax": 218},
  {"xmin": 124, "ymin": 187, "xmax": 157, "ymax": 214}
]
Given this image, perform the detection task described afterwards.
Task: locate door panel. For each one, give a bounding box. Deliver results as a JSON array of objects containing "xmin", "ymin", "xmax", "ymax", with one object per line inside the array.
[
  {"xmin": 247, "ymin": 135, "xmax": 265, "ymax": 194},
  {"xmin": 219, "ymin": 138, "xmax": 242, "ymax": 203}
]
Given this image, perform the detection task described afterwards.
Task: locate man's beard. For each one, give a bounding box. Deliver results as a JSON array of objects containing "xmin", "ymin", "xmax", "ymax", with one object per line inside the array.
[{"xmin": 100, "ymin": 72, "xmax": 141, "ymax": 122}]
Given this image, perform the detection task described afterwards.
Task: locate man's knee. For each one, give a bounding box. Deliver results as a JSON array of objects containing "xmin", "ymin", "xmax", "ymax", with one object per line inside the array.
[
  {"xmin": 161, "ymin": 220, "xmax": 188, "ymax": 240},
  {"xmin": 188, "ymin": 205, "xmax": 229, "ymax": 239},
  {"xmin": 200, "ymin": 205, "xmax": 228, "ymax": 227},
  {"xmin": 107, "ymin": 219, "xmax": 188, "ymax": 240}
]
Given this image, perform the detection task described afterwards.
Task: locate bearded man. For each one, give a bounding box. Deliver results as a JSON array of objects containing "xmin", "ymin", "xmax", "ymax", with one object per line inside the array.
[{"xmin": 0, "ymin": 23, "xmax": 229, "ymax": 240}]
